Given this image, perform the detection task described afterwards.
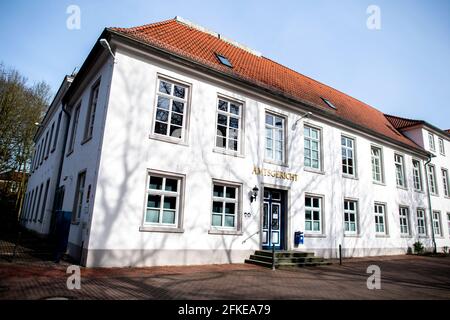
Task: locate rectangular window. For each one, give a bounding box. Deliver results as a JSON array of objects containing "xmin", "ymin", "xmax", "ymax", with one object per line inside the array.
[
  {"xmin": 43, "ymin": 131, "xmax": 49, "ymax": 159},
  {"xmin": 416, "ymin": 209, "xmax": 426, "ymax": 236},
  {"xmin": 72, "ymin": 171, "xmax": 86, "ymax": 223},
  {"xmin": 29, "ymin": 187, "xmax": 38, "ymax": 221},
  {"xmin": 144, "ymin": 173, "xmax": 182, "ymax": 227},
  {"xmin": 427, "ymin": 165, "xmax": 438, "ymax": 195},
  {"xmin": 447, "ymin": 213, "xmax": 450, "ymax": 238},
  {"xmin": 305, "ymin": 195, "xmax": 322, "ymax": 233},
  {"xmin": 30, "ymin": 149, "xmax": 36, "ymax": 172},
  {"xmin": 344, "ymin": 199, "xmax": 358, "ymax": 235},
  {"xmin": 394, "ymin": 154, "xmax": 406, "ymax": 188},
  {"xmin": 84, "ymin": 81, "xmax": 100, "ymax": 140},
  {"xmin": 215, "ymin": 98, "xmax": 242, "ymax": 152},
  {"xmin": 265, "ymin": 113, "xmax": 285, "ymax": 163},
  {"xmin": 211, "ymin": 182, "xmax": 240, "ymax": 229},
  {"xmin": 68, "ymin": 103, "xmax": 81, "ymax": 154},
  {"xmin": 34, "ymin": 184, "xmax": 43, "ymax": 221},
  {"xmin": 52, "ymin": 112, "xmax": 62, "ymax": 152},
  {"xmin": 341, "ymin": 136, "xmax": 355, "ymax": 176},
  {"xmin": 399, "ymin": 207, "xmax": 410, "ymax": 235},
  {"xmin": 439, "ymin": 138, "xmax": 445, "ymax": 155},
  {"xmin": 432, "ymin": 211, "xmax": 441, "ymax": 236},
  {"xmin": 371, "ymin": 146, "xmax": 383, "ymax": 183},
  {"xmin": 374, "ymin": 203, "xmax": 387, "ymax": 235},
  {"xmin": 39, "ymin": 140, "xmax": 44, "ymax": 165},
  {"xmin": 428, "ymin": 132, "xmax": 435, "ymax": 151},
  {"xmin": 153, "ymin": 78, "xmax": 188, "ymax": 140},
  {"xmin": 412, "ymin": 160, "xmax": 423, "ymax": 191},
  {"xmin": 38, "ymin": 179, "xmax": 50, "ymax": 223},
  {"xmin": 442, "ymin": 169, "xmax": 449, "ymax": 197},
  {"xmin": 304, "ymin": 126, "xmax": 321, "ymax": 170},
  {"xmin": 48, "ymin": 122, "xmax": 55, "ymax": 155}
]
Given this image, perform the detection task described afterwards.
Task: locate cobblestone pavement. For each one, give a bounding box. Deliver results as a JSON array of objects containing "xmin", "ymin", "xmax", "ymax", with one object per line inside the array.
[{"xmin": 1, "ymin": 253, "xmax": 449, "ymax": 300}]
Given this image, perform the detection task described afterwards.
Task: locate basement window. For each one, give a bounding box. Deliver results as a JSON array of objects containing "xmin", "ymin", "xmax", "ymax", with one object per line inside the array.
[
  {"xmin": 216, "ymin": 53, "xmax": 233, "ymax": 68},
  {"xmin": 321, "ymin": 98, "xmax": 337, "ymax": 110}
]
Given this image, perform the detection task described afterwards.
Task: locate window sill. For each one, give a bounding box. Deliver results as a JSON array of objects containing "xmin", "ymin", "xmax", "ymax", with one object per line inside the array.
[
  {"xmin": 263, "ymin": 159, "xmax": 289, "ymax": 168},
  {"xmin": 396, "ymin": 186, "xmax": 408, "ymax": 191},
  {"xmin": 50, "ymin": 148, "xmax": 56, "ymax": 154},
  {"xmin": 413, "ymin": 189, "xmax": 425, "ymax": 194},
  {"xmin": 208, "ymin": 229, "xmax": 243, "ymax": 236},
  {"xmin": 431, "ymin": 193, "xmax": 440, "ymax": 197},
  {"xmin": 400, "ymin": 235, "xmax": 413, "ymax": 238},
  {"xmin": 66, "ymin": 150, "xmax": 74, "ymax": 157},
  {"xmin": 344, "ymin": 234, "xmax": 360, "ymax": 238},
  {"xmin": 71, "ymin": 221, "xmax": 80, "ymax": 226},
  {"xmin": 304, "ymin": 233, "xmax": 326, "ymax": 238},
  {"xmin": 342, "ymin": 174, "xmax": 358, "ymax": 180},
  {"xmin": 304, "ymin": 168, "xmax": 325, "ymax": 175},
  {"xmin": 81, "ymin": 136, "xmax": 92, "ymax": 145},
  {"xmin": 148, "ymin": 134, "xmax": 188, "ymax": 147},
  {"xmin": 375, "ymin": 234, "xmax": 389, "ymax": 238},
  {"xmin": 418, "ymin": 235, "xmax": 428, "ymax": 238},
  {"xmin": 212, "ymin": 148, "xmax": 244, "ymax": 158},
  {"xmin": 139, "ymin": 226, "xmax": 184, "ymax": 233},
  {"xmin": 372, "ymin": 181, "xmax": 386, "ymax": 186}
]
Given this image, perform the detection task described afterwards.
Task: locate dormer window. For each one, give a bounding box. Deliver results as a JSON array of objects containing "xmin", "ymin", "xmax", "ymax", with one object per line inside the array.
[
  {"xmin": 215, "ymin": 53, "xmax": 233, "ymax": 68},
  {"xmin": 321, "ymin": 98, "xmax": 336, "ymax": 110}
]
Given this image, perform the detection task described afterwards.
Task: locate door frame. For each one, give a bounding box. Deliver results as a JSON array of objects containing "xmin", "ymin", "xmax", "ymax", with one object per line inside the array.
[{"xmin": 260, "ymin": 184, "xmax": 290, "ymax": 251}]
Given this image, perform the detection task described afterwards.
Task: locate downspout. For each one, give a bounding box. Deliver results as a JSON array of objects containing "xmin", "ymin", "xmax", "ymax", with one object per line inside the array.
[
  {"xmin": 49, "ymin": 103, "xmax": 71, "ymax": 236},
  {"xmin": 424, "ymin": 154, "xmax": 437, "ymax": 254}
]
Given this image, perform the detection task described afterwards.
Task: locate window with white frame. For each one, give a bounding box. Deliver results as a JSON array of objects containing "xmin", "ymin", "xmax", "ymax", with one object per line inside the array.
[
  {"xmin": 341, "ymin": 136, "xmax": 355, "ymax": 176},
  {"xmin": 447, "ymin": 213, "xmax": 450, "ymax": 238},
  {"xmin": 394, "ymin": 154, "xmax": 406, "ymax": 188},
  {"xmin": 439, "ymin": 138, "xmax": 445, "ymax": 155},
  {"xmin": 265, "ymin": 113, "xmax": 285, "ymax": 163},
  {"xmin": 428, "ymin": 132, "xmax": 435, "ymax": 151},
  {"xmin": 68, "ymin": 103, "xmax": 81, "ymax": 154},
  {"xmin": 215, "ymin": 98, "xmax": 242, "ymax": 152},
  {"xmin": 144, "ymin": 173, "xmax": 182, "ymax": 226},
  {"xmin": 412, "ymin": 160, "xmax": 423, "ymax": 191},
  {"xmin": 72, "ymin": 171, "xmax": 86, "ymax": 223},
  {"xmin": 344, "ymin": 199, "xmax": 358, "ymax": 234},
  {"xmin": 374, "ymin": 203, "xmax": 386, "ymax": 235},
  {"xmin": 371, "ymin": 146, "xmax": 383, "ymax": 183},
  {"xmin": 432, "ymin": 211, "xmax": 442, "ymax": 236},
  {"xmin": 84, "ymin": 80, "xmax": 100, "ymax": 140},
  {"xmin": 51, "ymin": 112, "xmax": 62, "ymax": 152},
  {"xmin": 211, "ymin": 183, "xmax": 240, "ymax": 229},
  {"xmin": 48, "ymin": 122, "xmax": 55, "ymax": 154},
  {"xmin": 399, "ymin": 207, "xmax": 410, "ymax": 235},
  {"xmin": 304, "ymin": 126, "xmax": 321, "ymax": 170},
  {"xmin": 305, "ymin": 195, "xmax": 322, "ymax": 233},
  {"xmin": 442, "ymin": 168, "xmax": 449, "ymax": 197},
  {"xmin": 153, "ymin": 78, "xmax": 188, "ymax": 139},
  {"xmin": 417, "ymin": 209, "xmax": 426, "ymax": 236},
  {"xmin": 427, "ymin": 165, "xmax": 438, "ymax": 195}
]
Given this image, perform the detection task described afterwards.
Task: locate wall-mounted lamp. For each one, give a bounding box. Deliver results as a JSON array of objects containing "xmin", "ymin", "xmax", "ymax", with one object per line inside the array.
[
  {"xmin": 292, "ymin": 111, "xmax": 312, "ymax": 130},
  {"xmin": 250, "ymin": 185, "xmax": 259, "ymax": 202}
]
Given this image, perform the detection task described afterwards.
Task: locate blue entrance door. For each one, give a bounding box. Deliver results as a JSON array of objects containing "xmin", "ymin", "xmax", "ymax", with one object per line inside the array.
[{"xmin": 262, "ymin": 189, "xmax": 284, "ymax": 250}]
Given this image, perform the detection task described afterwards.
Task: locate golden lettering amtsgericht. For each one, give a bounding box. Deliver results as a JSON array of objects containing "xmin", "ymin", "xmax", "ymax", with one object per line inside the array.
[{"xmin": 252, "ymin": 166, "xmax": 298, "ymax": 181}]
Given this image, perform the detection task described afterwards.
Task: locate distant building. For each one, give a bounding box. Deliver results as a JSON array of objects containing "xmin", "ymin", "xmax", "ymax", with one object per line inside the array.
[{"xmin": 20, "ymin": 17, "xmax": 450, "ymax": 267}]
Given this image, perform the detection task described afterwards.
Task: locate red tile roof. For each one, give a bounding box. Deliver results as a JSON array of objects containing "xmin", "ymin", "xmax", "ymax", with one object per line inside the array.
[
  {"xmin": 446, "ymin": 129, "xmax": 450, "ymax": 134},
  {"xmin": 384, "ymin": 114, "xmax": 423, "ymax": 130},
  {"xmin": 111, "ymin": 18, "xmax": 422, "ymax": 150}
]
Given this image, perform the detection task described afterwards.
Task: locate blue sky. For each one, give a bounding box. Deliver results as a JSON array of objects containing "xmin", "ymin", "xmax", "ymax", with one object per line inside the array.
[{"xmin": 1, "ymin": 0, "xmax": 449, "ymax": 129}]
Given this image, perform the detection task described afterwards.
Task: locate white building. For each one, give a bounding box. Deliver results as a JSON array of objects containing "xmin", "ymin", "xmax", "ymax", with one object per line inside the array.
[{"xmin": 20, "ymin": 17, "xmax": 450, "ymax": 267}]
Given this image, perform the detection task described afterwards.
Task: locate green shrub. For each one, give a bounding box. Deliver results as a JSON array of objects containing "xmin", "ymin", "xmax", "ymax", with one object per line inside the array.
[{"xmin": 413, "ymin": 241, "xmax": 424, "ymax": 254}]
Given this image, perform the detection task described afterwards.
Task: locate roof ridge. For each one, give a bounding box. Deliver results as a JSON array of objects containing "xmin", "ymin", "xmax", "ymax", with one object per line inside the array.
[{"xmin": 110, "ymin": 18, "xmax": 176, "ymax": 33}]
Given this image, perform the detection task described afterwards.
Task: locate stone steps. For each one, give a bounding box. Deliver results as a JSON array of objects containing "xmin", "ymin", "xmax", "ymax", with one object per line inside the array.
[{"xmin": 245, "ymin": 250, "xmax": 331, "ymax": 269}]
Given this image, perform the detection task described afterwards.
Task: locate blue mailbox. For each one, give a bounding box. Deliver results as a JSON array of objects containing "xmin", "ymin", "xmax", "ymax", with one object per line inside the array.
[{"xmin": 294, "ymin": 231, "xmax": 304, "ymax": 245}]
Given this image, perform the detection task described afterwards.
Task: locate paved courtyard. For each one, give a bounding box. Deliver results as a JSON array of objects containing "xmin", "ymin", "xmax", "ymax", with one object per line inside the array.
[{"xmin": 1, "ymin": 252, "xmax": 449, "ymax": 300}]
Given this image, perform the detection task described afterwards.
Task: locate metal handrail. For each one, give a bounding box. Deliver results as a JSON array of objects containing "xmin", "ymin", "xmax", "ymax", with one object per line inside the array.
[{"xmin": 242, "ymin": 231, "xmax": 260, "ymax": 244}]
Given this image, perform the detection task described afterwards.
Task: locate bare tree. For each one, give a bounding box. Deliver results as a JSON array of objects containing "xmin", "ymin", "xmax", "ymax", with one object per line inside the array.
[{"xmin": 0, "ymin": 63, "xmax": 51, "ymax": 219}]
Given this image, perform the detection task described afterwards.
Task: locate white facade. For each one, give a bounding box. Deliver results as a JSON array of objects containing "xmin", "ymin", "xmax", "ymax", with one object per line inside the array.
[{"xmin": 21, "ymin": 25, "xmax": 450, "ymax": 267}]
